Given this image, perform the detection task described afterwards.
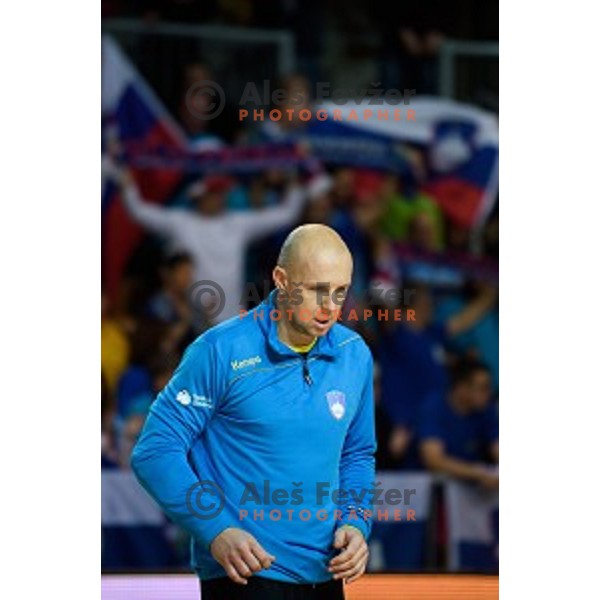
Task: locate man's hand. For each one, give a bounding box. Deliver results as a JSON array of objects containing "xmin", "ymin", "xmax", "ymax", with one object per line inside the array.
[
  {"xmin": 477, "ymin": 469, "xmax": 499, "ymax": 491},
  {"xmin": 328, "ymin": 525, "xmax": 369, "ymax": 584},
  {"xmin": 388, "ymin": 425, "xmax": 412, "ymax": 459},
  {"xmin": 209, "ymin": 527, "xmax": 275, "ymax": 585},
  {"xmin": 101, "ymin": 155, "xmax": 131, "ymax": 189}
]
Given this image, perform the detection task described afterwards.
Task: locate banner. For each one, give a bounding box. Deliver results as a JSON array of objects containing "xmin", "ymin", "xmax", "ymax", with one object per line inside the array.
[
  {"xmin": 444, "ymin": 478, "xmax": 499, "ymax": 572},
  {"xmin": 369, "ymin": 471, "xmax": 433, "ymax": 571},
  {"xmin": 102, "ymin": 470, "xmax": 180, "ymax": 569}
]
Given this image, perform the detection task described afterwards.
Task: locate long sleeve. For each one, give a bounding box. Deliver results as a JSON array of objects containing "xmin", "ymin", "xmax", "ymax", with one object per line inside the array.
[
  {"xmin": 131, "ymin": 338, "xmax": 235, "ymax": 550},
  {"xmin": 232, "ymin": 185, "xmax": 306, "ymax": 242},
  {"xmin": 122, "ymin": 180, "xmax": 181, "ymax": 238},
  {"xmin": 337, "ymin": 355, "xmax": 377, "ymax": 539}
]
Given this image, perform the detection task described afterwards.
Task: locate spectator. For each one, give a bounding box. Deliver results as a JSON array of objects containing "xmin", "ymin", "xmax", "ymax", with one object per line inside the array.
[
  {"xmin": 330, "ymin": 167, "xmax": 355, "ymax": 211},
  {"xmin": 145, "ymin": 252, "xmax": 203, "ymax": 352},
  {"xmin": 102, "ymin": 373, "xmax": 119, "ymax": 469},
  {"xmin": 117, "ymin": 352, "xmax": 179, "ymax": 469},
  {"xmin": 333, "ymin": 169, "xmax": 385, "ymax": 300},
  {"xmin": 253, "ymin": 74, "xmax": 314, "ymax": 141},
  {"xmin": 418, "ymin": 359, "xmax": 498, "ymax": 488},
  {"xmin": 228, "ymin": 169, "xmax": 297, "ymax": 212},
  {"xmin": 435, "ymin": 282, "xmax": 500, "ymax": 391},
  {"xmin": 243, "ymin": 172, "xmax": 334, "ymax": 291},
  {"xmin": 116, "ymin": 319, "xmax": 171, "ymax": 420},
  {"xmin": 101, "ymin": 286, "xmax": 130, "ymax": 394},
  {"xmin": 380, "ymin": 174, "xmax": 445, "ymax": 251},
  {"xmin": 372, "ymin": 0, "xmax": 453, "ymax": 92},
  {"xmin": 373, "ymin": 362, "xmax": 395, "ymax": 471},
  {"xmin": 380, "ymin": 283, "xmax": 497, "ymax": 467},
  {"xmin": 114, "ymin": 165, "xmax": 309, "ymax": 321},
  {"xmin": 179, "ymin": 62, "xmax": 237, "ymax": 148}
]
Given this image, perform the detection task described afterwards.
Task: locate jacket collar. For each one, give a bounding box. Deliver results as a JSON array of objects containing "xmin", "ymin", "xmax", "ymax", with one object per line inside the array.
[{"xmin": 257, "ymin": 290, "xmax": 336, "ymax": 360}]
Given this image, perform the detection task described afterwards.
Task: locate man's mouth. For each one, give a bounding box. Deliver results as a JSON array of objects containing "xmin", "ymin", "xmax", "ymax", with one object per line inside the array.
[{"xmin": 313, "ymin": 315, "xmax": 331, "ymax": 330}]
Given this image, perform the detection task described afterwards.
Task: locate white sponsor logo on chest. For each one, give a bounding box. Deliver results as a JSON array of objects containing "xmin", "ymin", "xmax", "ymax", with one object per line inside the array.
[{"xmin": 231, "ymin": 355, "xmax": 262, "ymax": 371}]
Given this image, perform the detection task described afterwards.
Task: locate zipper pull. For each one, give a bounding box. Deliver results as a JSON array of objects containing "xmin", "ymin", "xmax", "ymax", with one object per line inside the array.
[{"xmin": 302, "ymin": 361, "xmax": 313, "ymax": 385}]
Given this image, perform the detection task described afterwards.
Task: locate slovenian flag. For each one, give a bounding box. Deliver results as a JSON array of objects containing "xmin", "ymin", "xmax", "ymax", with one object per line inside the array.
[
  {"xmin": 101, "ymin": 35, "xmax": 187, "ymax": 298},
  {"xmin": 306, "ymin": 97, "xmax": 499, "ymax": 229}
]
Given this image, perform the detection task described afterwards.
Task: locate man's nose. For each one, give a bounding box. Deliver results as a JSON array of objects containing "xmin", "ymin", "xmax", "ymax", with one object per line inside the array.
[{"xmin": 320, "ymin": 292, "xmax": 335, "ymax": 312}]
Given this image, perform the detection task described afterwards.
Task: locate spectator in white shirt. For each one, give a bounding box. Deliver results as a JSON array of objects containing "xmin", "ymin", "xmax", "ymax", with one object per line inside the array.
[{"xmin": 114, "ymin": 166, "xmax": 310, "ymax": 321}]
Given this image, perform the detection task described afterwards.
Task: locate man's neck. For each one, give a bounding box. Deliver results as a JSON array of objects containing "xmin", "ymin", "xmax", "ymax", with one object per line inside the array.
[
  {"xmin": 276, "ymin": 317, "xmax": 316, "ymax": 349},
  {"xmin": 275, "ymin": 297, "xmax": 316, "ymax": 349}
]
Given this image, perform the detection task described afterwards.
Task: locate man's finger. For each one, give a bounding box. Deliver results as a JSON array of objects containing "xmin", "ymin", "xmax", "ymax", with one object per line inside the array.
[
  {"xmin": 333, "ymin": 565, "xmax": 361, "ymax": 581},
  {"xmin": 250, "ymin": 541, "xmax": 275, "ymax": 569},
  {"xmin": 224, "ymin": 563, "xmax": 247, "ymax": 585},
  {"xmin": 345, "ymin": 564, "xmax": 367, "ymax": 584},
  {"xmin": 230, "ymin": 554, "xmax": 254, "ymax": 579},
  {"xmin": 329, "ymin": 545, "xmax": 368, "ymax": 573},
  {"xmin": 240, "ymin": 546, "xmax": 263, "ymax": 573},
  {"xmin": 332, "ymin": 554, "xmax": 368, "ymax": 581},
  {"xmin": 329, "ymin": 535, "xmax": 364, "ymax": 566},
  {"xmin": 333, "ymin": 528, "xmax": 349, "ymax": 549}
]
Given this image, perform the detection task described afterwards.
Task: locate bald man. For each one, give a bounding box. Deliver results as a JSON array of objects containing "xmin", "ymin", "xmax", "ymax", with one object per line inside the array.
[{"xmin": 132, "ymin": 225, "xmax": 376, "ymax": 599}]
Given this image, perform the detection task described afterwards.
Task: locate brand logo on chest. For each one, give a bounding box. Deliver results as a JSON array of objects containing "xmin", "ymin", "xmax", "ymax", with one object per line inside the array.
[{"xmin": 231, "ymin": 355, "xmax": 262, "ymax": 371}]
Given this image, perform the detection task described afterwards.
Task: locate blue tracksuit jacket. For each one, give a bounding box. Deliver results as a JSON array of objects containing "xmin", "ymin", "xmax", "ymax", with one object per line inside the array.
[{"xmin": 131, "ymin": 291, "xmax": 376, "ymax": 584}]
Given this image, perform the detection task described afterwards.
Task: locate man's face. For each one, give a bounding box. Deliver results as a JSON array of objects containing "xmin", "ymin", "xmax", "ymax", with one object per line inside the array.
[
  {"xmin": 170, "ymin": 261, "xmax": 194, "ymax": 293},
  {"xmin": 196, "ymin": 191, "xmax": 225, "ymax": 216},
  {"xmin": 410, "ymin": 213, "xmax": 437, "ymax": 252},
  {"xmin": 410, "ymin": 289, "xmax": 433, "ymax": 328},
  {"xmin": 467, "ymin": 370, "xmax": 493, "ymax": 411},
  {"xmin": 276, "ymin": 249, "xmax": 353, "ymax": 338}
]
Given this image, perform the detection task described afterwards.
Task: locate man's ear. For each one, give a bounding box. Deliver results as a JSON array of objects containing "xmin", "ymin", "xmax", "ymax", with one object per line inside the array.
[{"xmin": 272, "ymin": 265, "xmax": 287, "ymax": 291}]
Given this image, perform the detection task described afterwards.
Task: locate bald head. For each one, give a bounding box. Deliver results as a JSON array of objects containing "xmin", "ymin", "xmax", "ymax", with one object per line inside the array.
[
  {"xmin": 273, "ymin": 225, "xmax": 353, "ymax": 343},
  {"xmin": 277, "ymin": 224, "xmax": 352, "ymax": 273}
]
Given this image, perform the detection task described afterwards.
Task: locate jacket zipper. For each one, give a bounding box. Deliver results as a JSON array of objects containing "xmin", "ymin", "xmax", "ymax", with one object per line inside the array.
[{"xmin": 301, "ymin": 355, "xmax": 313, "ymax": 386}]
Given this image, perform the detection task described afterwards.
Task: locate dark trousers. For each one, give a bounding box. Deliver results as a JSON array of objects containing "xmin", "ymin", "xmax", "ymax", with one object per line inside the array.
[{"xmin": 200, "ymin": 576, "xmax": 345, "ymax": 600}]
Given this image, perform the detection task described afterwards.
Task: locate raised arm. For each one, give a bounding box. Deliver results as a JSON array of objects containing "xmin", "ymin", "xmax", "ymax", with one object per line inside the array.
[
  {"xmin": 232, "ymin": 178, "xmax": 311, "ymax": 242},
  {"xmin": 117, "ymin": 168, "xmax": 180, "ymax": 237},
  {"xmin": 446, "ymin": 283, "xmax": 498, "ymax": 338},
  {"xmin": 232, "ymin": 175, "xmax": 331, "ymax": 241}
]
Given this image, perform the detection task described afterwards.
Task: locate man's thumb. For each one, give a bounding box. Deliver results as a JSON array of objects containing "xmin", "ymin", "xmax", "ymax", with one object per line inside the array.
[{"xmin": 333, "ymin": 528, "xmax": 348, "ymax": 549}]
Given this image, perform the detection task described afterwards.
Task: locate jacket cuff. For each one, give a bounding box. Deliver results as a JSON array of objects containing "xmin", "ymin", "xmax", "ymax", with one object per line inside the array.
[{"xmin": 338, "ymin": 512, "xmax": 371, "ymax": 540}]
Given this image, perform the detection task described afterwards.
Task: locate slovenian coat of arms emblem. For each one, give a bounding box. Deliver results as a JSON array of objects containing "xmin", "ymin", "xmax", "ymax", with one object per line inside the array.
[{"xmin": 326, "ymin": 390, "xmax": 346, "ymax": 420}]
